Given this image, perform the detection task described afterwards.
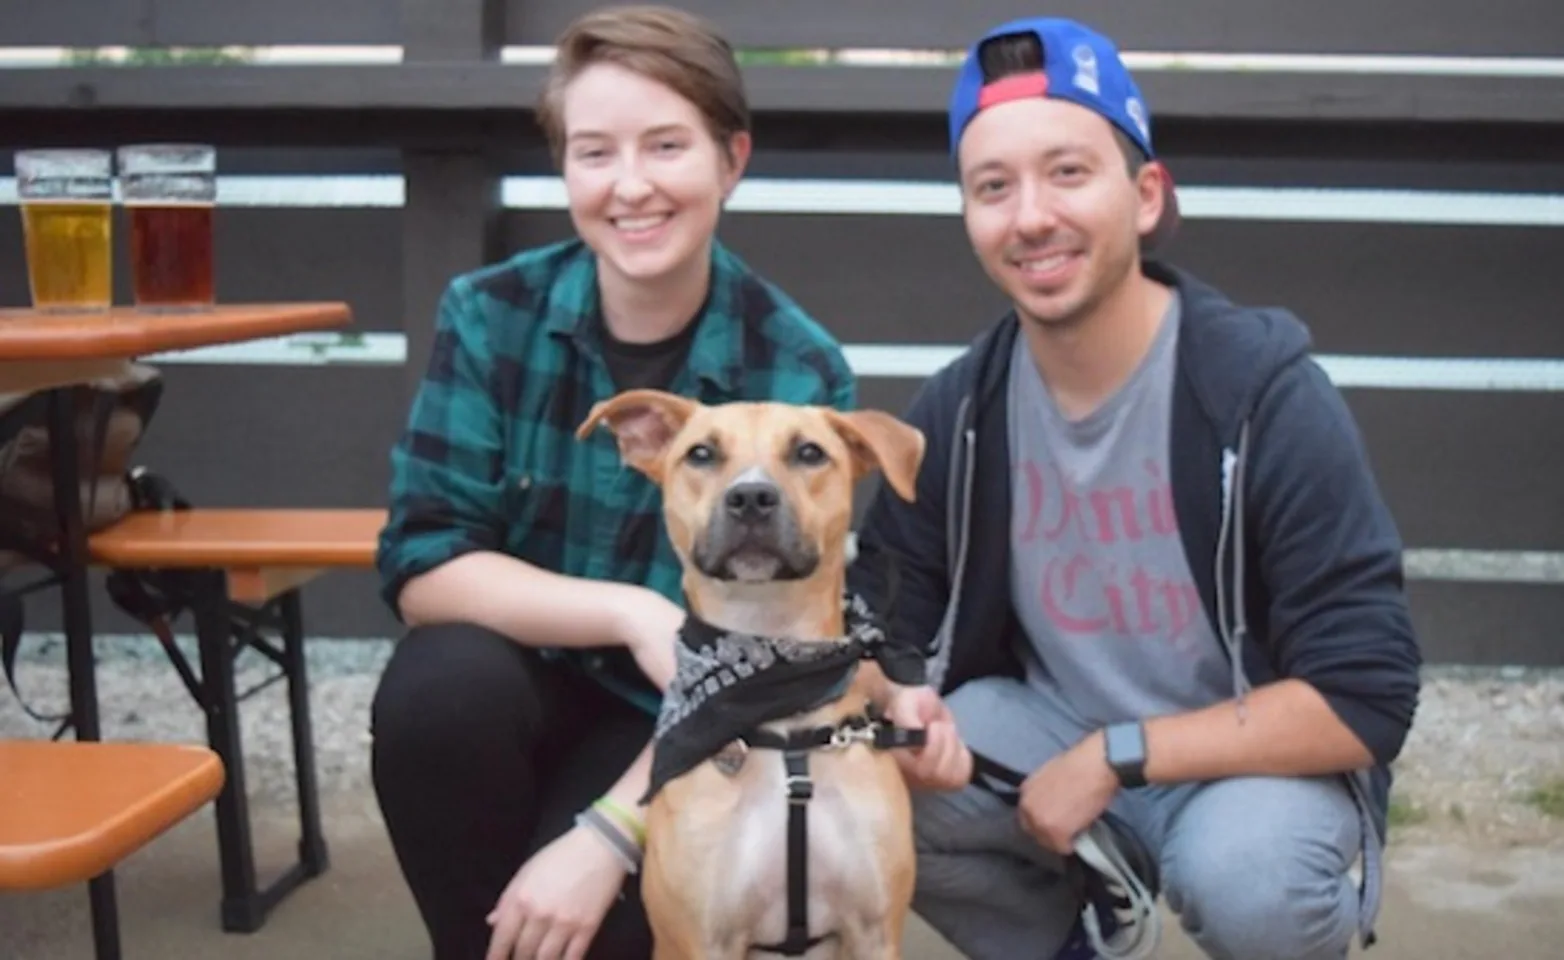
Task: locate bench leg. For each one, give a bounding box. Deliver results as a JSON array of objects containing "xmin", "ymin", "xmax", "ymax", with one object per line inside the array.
[
  {"xmin": 193, "ymin": 576, "xmax": 331, "ymax": 934},
  {"xmin": 279, "ymin": 589, "xmax": 330, "ymax": 877},
  {"xmin": 194, "ymin": 571, "xmax": 265, "ymax": 933},
  {"xmin": 89, "ymin": 872, "xmax": 122, "ymax": 960}
]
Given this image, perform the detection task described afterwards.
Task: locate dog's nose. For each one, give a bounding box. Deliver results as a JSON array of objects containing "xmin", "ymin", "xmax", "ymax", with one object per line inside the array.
[{"xmin": 725, "ymin": 481, "xmax": 780, "ymax": 523}]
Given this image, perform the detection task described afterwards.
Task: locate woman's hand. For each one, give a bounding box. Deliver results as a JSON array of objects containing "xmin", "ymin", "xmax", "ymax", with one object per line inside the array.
[
  {"xmin": 484, "ymin": 824, "xmax": 631, "ymax": 960},
  {"xmin": 614, "ymin": 587, "xmax": 686, "ymax": 691}
]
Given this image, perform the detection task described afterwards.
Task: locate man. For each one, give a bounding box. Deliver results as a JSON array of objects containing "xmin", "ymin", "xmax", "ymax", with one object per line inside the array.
[{"xmin": 849, "ymin": 16, "xmax": 1423, "ymax": 960}]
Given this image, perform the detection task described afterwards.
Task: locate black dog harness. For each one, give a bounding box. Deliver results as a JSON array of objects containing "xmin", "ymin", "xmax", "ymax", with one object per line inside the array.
[
  {"xmin": 641, "ymin": 591, "xmax": 928, "ymax": 957},
  {"xmin": 742, "ymin": 711, "xmax": 924, "ymax": 956}
]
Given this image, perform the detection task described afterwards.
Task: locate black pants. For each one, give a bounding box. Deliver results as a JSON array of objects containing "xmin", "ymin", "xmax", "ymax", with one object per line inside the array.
[{"xmin": 370, "ymin": 622, "xmax": 656, "ymax": 959}]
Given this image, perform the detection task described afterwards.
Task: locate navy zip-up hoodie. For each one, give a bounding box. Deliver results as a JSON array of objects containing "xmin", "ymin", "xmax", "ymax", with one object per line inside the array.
[{"xmin": 848, "ymin": 262, "xmax": 1422, "ymax": 850}]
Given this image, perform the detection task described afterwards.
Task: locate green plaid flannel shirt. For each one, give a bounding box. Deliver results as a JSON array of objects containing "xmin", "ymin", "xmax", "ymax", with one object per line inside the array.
[{"xmin": 376, "ymin": 237, "xmax": 857, "ymax": 714}]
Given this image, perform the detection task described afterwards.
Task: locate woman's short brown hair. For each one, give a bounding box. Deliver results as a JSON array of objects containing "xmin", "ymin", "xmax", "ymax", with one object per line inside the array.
[{"xmin": 536, "ymin": 4, "xmax": 751, "ymax": 166}]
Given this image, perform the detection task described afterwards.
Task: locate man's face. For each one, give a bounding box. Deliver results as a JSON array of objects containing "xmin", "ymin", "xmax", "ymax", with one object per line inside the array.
[{"xmin": 956, "ymin": 96, "xmax": 1164, "ymax": 331}]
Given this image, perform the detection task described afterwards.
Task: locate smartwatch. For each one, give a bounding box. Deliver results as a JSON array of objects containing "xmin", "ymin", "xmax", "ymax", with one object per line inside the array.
[{"xmin": 1103, "ymin": 721, "xmax": 1148, "ymax": 788}]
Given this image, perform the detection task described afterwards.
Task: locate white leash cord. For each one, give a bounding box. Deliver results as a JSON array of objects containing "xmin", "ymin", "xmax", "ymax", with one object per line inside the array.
[{"xmin": 1075, "ymin": 825, "xmax": 1162, "ymax": 960}]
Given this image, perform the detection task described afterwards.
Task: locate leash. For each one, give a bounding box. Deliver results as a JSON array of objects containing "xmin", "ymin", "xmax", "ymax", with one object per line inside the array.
[
  {"xmin": 969, "ymin": 751, "xmax": 1163, "ymax": 960},
  {"xmin": 742, "ymin": 710, "xmax": 926, "ymax": 957},
  {"xmin": 867, "ymin": 545, "xmax": 1160, "ymax": 958}
]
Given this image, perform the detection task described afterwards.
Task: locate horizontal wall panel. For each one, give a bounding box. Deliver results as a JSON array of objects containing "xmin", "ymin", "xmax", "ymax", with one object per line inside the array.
[
  {"xmin": 4, "ymin": 106, "xmax": 1562, "ymax": 168},
  {"xmin": 505, "ymin": 209, "xmax": 1564, "ymax": 360},
  {"xmin": 502, "ymin": 208, "xmax": 1005, "ymax": 347},
  {"xmin": 4, "ymin": 0, "xmax": 402, "ymax": 47},
  {"xmin": 853, "ymin": 378, "xmax": 1564, "ymax": 553},
  {"xmin": 505, "ymin": 0, "xmax": 1564, "ymax": 58},
  {"xmin": 1404, "ymin": 580, "xmax": 1564, "ymax": 666},
  {"xmin": 15, "ymin": 568, "xmax": 402, "ymax": 645},
  {"xmin": 740, "ymin": 146, "xmax": 1564, "ymax": 197},
  {"xmin": 7, "ymin": 0, "xmax": 1556, "ymax": 57},
  {"xmin": 0, "ymin": 207, "xmax": 403, "ymax": 331},
  {"xmin": 1345, "ymin": 390, "xmax": 1564, "ymax": 552},
  {"xmin": 2, "ymin": 65, "xmax": 1560, "ymax": 127},
  {"xmin": 1172, "ymin": 219, "xmax": 1564, "ymax": 358},
  {"xmin": 129, "ymin": 365, "xmax": 404, "ymax": 509},
  {"xmin": 739, "ymin": 65, "xmax": 1564, "ymax": 126},
  {"xmin": 16, "ymin": 576, "xmax": 1560, "ymax": 666},
  {"xmin": 0, "ymin": 64, "xmax": 550, "ymax": 112}
]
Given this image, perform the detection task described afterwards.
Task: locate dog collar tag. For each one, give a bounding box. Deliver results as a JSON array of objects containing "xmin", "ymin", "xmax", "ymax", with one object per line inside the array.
[{"xmin": 712, "ymin": 739, "xmax": 748, "ymax": 777}]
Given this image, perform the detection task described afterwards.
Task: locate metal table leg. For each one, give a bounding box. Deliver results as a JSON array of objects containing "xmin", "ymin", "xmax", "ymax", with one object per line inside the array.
[{"xmin": 45, "ymin": 387, "xmax": 120, "ymax": 960}]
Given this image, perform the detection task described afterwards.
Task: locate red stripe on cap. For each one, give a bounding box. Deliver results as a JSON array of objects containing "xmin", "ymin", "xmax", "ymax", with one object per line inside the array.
[{"xmin": 977, "ymin": 72, "xmax": 1049, "ymax": 109}]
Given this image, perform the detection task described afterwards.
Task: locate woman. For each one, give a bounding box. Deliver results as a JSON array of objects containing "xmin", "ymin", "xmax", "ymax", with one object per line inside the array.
[{"xmin": 368, "ymin": 6, "xmax": 857, "ymax": 959}]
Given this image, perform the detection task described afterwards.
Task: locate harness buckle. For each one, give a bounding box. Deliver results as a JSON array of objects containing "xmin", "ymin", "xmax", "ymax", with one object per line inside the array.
[
  {"xmin": 786, "ymin": 772, "xmax": 814, "ymax": 803},
  {"xmin": 828, "ymin": 720, "xmax": 877, "ymax": 750}
]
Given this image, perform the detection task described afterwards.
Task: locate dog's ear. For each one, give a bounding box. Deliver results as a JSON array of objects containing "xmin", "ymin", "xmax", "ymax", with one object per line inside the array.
[
  {"xmin": 822, "ymin": 409, "xmax": 926, "ymax": 503},
  {"xmin": 576, "ymin": 389, "xmax": 700, "ymax": 481}
]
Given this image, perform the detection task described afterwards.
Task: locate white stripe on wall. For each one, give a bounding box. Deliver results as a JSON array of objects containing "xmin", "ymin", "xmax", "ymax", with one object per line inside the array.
[
  {"xmin": 847, "ymin": 533, "xmax": 1563, "ymax": 584},
  {"xmin": 841, "ymin": 536, "xmax": 1564, "ymax": 584},
  {"xmin": 508, "ymin": 178, "xmax": 1564, "ymax": 228},
  {"xmin": 510, "ymin": 47, "xmax": 1564, "ymax": 77},
  {"xmin": 141, "ymin": 332, "xmax": 1564, "ymax": 393},
  {"xmin": 143, "ymin": 332, "xmax": 407, "ymax": 366},
  {"xmin": 1403, "ymin": 548, "xmax": 1564, "ymax": 584},
  {"xmin": 5, "ymin": 46, "xmax": 1564, "ymax": 78},
  {"xmin": 3, "ymin": 175, "xmax": 1564, "ymax": 228},
  {"xmin": 842, "ymin": 345, "xmax": 1564, "ymax": 391}
]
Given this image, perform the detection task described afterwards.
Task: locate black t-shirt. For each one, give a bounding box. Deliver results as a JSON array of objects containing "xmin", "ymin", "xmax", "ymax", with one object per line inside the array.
[
  {"xmin": 600, "ymin": 315, "xmax": 701, "ymax": 392},
  {"xmin": 591, "ymin": 312, "xmax": 703, "ymax": 703}
]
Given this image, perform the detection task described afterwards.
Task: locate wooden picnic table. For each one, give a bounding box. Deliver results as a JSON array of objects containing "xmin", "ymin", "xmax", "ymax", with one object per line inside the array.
[{"xmin": 0, "ymin": 301, "xmax": 351, "ymax": 957}]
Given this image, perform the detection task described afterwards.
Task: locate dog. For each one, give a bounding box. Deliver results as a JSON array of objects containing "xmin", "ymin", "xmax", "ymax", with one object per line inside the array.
[{"xmin": 577, "ymin": 389, "xmax": 927, "ymax": 960}]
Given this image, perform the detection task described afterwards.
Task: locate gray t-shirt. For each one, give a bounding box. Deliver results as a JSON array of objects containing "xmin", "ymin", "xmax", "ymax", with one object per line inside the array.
[{"xmin": 1007, "ymin": 292, "xmax": 1231, "ymax": 729}]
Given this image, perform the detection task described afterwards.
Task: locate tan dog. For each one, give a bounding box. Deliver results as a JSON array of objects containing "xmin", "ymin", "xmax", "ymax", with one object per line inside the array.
[{"xmin": 577, "ymin": 389, "xmax": 926, "ymax": 960}]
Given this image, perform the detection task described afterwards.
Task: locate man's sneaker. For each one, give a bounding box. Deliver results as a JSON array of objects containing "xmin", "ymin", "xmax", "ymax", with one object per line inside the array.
[{"xmin": 1053, "ymin": 909, "xmax": 1118, "ymax": 960}]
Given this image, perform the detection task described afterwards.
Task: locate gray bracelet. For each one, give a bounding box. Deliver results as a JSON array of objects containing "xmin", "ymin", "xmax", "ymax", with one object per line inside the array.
[{"xmin": 576, "ymin": 807, "xmax": 642, "ymax": 874}]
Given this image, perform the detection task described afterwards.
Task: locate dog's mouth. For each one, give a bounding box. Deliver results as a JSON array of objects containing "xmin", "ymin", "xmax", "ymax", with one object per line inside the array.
[{"xmin": 693, "ymin": 538, "xmax": 819, "ymax": 583}]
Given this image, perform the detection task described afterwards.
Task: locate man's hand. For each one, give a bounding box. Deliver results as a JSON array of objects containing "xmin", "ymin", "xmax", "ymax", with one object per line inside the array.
[
  {"xmin": 883, "ymin": 684, "xmax": 973, "ymax": 792},
  {"xmin": 613, "ymin": 587, "xmax": 685, "ymax": 692},
  {"xmin": 485, "ymin": 824, "xmax": 629, "ymax": 960},
  {"xmin": 1018, "ymin": 730, "xmax": 1120, "ymax": 855}
]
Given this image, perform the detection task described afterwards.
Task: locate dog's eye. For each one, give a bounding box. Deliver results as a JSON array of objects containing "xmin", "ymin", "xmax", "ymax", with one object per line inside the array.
[
  {"xmin": 792, "ymin": 441, "xmax": 828, "ymax": 466},
  {"xmin": 684, "ymin": 443, "xmax": 718, "ymax": 466}
]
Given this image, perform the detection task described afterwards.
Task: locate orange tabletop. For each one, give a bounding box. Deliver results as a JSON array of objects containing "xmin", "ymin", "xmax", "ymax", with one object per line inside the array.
[
  {"xmin": 0, "ymin": 302, "xmax": 352, "ymax": 361},
  {"xmin": 0, "ymin": 739, "xmax": 225, "ymax": 891}
]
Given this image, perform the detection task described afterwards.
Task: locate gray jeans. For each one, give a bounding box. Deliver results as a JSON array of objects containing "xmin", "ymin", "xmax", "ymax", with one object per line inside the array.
[{"xmin": 912, "ymin": 677, "xmax": 1365, "ymax": 960}]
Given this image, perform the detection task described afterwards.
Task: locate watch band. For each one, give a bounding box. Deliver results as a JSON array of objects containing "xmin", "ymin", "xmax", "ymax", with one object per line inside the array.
[{"xmin": 1104, "ymin": 721, "xmax": 1148, "ymax": 788}]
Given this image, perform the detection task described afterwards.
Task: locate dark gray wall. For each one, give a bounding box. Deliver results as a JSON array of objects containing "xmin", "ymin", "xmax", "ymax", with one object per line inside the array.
[
  {"xmin": 2, "ymin": 0, "xmax": 1561, "ymax": 666},
  {"xmin": 11, "ymin": 0, "xmax": 1561, "ymax": 54}
]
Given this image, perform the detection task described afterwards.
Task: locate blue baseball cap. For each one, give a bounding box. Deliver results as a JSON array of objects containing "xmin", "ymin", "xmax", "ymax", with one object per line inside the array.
[{"xmin": 947, "ymin": 16, "xmax": 1180, "ymax": 252}]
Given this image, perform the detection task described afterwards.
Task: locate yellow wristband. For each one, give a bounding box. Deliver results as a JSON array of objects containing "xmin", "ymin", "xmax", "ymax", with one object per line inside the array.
[{"xmin": 594, "ymin": 796, "xmax": 646, "ymax": 847}]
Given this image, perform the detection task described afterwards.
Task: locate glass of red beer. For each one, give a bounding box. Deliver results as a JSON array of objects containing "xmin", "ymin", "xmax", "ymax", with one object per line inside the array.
[{"xmin": 118, "ymin": 143, "xmax": 217, "ymax": 310}]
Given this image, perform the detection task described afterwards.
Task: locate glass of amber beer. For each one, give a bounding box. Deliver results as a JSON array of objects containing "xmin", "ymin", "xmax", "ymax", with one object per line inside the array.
[
  {"xmin": 118, "ymin": 143, "xmax": 217, "ymax": 310},
  {"xmin": 16, "ymin": 149, "xmax": 114, "ymax": 311}
]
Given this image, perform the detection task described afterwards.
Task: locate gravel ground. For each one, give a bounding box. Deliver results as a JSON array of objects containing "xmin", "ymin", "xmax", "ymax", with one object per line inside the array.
[{"xmin": 3, "ymin": 633, "xmax": 1562, "ymax": 849}]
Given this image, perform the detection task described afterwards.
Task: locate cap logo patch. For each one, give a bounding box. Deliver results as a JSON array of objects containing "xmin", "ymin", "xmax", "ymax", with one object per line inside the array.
[
  {"xmin": 1125, "ymin": 97, "xmax": 1150, "ymax": 140},
  {"xmin": 1071, "ymin": 44, "xmax": 1100, "ymax": 95},
  {"xmin": 977, "ymin": 72, "xmax": 1049, "ymax": 110}
]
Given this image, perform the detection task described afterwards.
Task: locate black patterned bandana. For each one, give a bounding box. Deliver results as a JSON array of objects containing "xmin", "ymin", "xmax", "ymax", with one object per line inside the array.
[{"xmin": 642, "ymin": 592, "xmax": 924, "ymax": 803}]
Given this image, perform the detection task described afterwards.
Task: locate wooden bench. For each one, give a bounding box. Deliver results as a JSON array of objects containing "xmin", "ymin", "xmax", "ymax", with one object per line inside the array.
[
  {"xmin": 0, "ymin": 739, "xmax": 225, "ymax": 959},
  {"xmin": 86, "ymin": 507, "xmax": 384, "ymax": 933}
]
